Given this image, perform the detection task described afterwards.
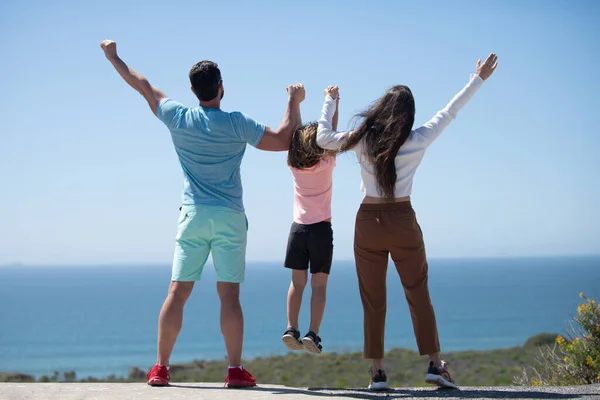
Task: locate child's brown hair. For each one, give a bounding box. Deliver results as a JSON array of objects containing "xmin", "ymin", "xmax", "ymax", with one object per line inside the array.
[{"xmin": 287, "ymin": 122, "xmax": 328, "ymax": 170}]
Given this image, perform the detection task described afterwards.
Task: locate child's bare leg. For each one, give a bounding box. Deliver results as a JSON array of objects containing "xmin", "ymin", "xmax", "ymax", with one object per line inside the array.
[
  {"xmin": 309, "ymin": 272, "xmax": 328, "ymax": 334},
  {"xmin": 287, "ymin": 269, "xmax": 308, "ymax": 329}
]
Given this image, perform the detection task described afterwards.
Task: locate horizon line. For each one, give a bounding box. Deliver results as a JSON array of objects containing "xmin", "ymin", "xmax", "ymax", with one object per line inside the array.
[{"xmin": 2, "ymin": 253, "xmax": 599, "ymax": 268}]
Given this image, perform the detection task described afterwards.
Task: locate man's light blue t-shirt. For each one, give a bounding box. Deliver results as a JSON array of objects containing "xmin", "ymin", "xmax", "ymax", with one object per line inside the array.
[{"xmin": 156, "ymin": 98, "xmax": 265, "ymax": 212}]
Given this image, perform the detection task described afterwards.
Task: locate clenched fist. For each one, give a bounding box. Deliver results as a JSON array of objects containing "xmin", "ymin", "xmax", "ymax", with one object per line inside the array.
[
  {"xmin": 100, "ymin": 40, "xmax": 118, "ymax": 60},
  {"xmin": 324, "ymin": 85, "xmax": 339, "ymax": 100},
  {"xmin": 287, "ymin": 83, "xmax": 305, "ymax": 103}
]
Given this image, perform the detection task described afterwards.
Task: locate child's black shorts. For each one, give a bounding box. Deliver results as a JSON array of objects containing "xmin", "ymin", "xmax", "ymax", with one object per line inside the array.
[{"xmin": 284, "ymin": 221, "xmax": 333, "ymax": 274}]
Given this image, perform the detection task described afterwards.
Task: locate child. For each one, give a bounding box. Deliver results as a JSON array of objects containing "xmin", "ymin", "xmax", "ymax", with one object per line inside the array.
[{"xmin": 281, "ymin": 94, "xmax": 340, "ymax": 354}]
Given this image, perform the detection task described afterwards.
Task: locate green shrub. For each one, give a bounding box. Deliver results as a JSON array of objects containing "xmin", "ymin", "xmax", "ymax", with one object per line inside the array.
[{"xmin": 516, "ymin": 293, "xmax": 600, "ymax": 386}]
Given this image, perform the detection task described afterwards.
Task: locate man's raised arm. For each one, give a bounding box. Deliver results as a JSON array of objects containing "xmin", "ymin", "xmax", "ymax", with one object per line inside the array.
[
  {"xmin": 255, "ymin": 84, "xmax": 305, "ymax": 152},
  {"xmin": 100, "ymin": 40, "xmax": 167, "ymax": 115}
]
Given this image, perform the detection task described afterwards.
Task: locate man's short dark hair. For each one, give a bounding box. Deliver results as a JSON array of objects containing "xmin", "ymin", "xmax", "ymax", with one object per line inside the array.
[{"xmin": 189, "ymin": 61, "xmax": 222, "ymax": 102}]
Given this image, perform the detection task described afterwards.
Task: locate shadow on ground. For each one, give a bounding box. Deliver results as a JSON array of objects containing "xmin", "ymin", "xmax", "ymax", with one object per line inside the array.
[{"xmin": 169, "ymin": 384, "xmax": 600, "ymax": 399}]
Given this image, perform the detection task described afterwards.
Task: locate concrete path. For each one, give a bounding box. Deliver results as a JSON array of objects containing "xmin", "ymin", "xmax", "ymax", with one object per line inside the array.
[{"xmin": 1, "ymin": 383, "xmax": 599, "ymax": 400}]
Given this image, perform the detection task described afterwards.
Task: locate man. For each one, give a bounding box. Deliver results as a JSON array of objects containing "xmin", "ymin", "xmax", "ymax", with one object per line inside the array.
[{"xmin": 100, "ymin": 39, "xmax": 304, "ymax": 388}]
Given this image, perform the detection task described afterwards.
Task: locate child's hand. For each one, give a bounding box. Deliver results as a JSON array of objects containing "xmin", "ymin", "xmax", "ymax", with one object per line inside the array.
[{"xmin": 324, "ymin": 86, "xmax": 339, "ymax": 100}]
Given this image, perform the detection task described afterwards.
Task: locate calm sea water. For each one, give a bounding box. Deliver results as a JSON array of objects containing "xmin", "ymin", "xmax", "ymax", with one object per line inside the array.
[{"xmin": 1, "ymin": 256, "xmax": 599, "ymax": 378}]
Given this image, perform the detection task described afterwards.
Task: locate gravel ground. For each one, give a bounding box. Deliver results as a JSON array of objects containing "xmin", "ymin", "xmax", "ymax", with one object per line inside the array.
[{"xmin": 0, "ymin": 383, "xmax": 598, "ymax": 400}]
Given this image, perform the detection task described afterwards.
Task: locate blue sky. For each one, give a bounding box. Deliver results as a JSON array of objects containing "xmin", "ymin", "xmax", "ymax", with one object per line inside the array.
[{"xmin": 1, "ymin": 0, "xmax": 599, "ymax": 266}]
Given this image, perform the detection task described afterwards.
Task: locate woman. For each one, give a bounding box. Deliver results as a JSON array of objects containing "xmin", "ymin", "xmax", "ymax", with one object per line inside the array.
[{"xmin": 316, "ymin": 53, "xmax": 498, "ymax": 390}]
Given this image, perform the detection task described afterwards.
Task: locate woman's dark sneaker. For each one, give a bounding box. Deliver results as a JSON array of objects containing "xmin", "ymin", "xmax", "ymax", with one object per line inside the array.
[
  {"xmin": 281, "ymin": 328, "xmax": 303, "ymax": 350},
  {"xmin": 368, "ymin": 368, "xmax": 389, "ymax": 391},
  {"xmin": 425, "ymin": 361, "xmax": 458, "ymax": 389},
  {"xmin": 301, "ymin": 331, "xmax": 323, "ymax": 354}
]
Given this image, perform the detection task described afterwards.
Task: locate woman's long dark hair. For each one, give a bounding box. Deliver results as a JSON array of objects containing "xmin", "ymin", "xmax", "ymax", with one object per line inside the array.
[{"xmin": 340, "ymin": 85, "xmax": 415, "ymax": 200}]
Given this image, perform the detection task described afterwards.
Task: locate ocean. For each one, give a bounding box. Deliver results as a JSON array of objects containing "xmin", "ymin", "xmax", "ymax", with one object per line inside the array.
[{"xmin": 1, "ymin": 256, "xmax": 599, "ymax": 379}]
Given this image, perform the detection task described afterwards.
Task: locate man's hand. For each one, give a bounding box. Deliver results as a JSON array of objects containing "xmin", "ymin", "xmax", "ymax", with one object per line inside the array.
[
  {"xmin": 476, "ymin": 53, "xmax": 498, "ymax": 81},
  {"xmin": 287, "ymin": 83, "xmax": 305, "ymax": 104},
  {"xmin": 100, "ymin": 39, "xmax": 166, "ymax": 115},
  {"xmin": 100, "ymin": 40, "xmax": 119, "ymax": 60},
  {"xmin": 324, "ymin": 85, "xmax": 339, "ymax": 100}
]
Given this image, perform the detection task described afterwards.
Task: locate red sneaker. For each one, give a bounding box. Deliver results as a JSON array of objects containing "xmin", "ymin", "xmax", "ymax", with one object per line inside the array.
[
  {"xmin": 224, "ymin": 367, "xmax": 256, "ymax": 388},
  {"xmin": 147, "ymin": 364, "xmax": 170, "ymax": 386}
]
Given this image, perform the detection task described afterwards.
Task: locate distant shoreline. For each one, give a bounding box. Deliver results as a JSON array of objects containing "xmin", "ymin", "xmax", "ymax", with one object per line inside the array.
[{"xmin": 0, "ymin": 333, "xmax": 558, "ymax": 385}]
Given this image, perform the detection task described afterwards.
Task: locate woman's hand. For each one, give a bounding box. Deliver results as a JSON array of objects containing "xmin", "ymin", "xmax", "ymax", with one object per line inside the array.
[
  {"xmin": 476, "ymin": 53, "xmax": 498, "ymax": 80},
  {"xmin": 324, "ymin": 85, "xmax": 339, "ymax": 100}
]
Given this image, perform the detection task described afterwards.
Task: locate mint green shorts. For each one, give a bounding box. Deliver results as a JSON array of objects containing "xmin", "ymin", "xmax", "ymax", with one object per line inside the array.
[{"xmin": 171, "ymin": 205, "xmax": 248, "ymax": 283}]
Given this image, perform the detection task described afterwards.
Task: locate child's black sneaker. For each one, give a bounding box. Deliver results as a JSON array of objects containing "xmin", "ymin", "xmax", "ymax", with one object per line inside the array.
[
  {"xmin": 425, "ymin": 361, "xmax": 458, "ymax": 389},
  {"xmin": 281, "ymin": 328, "xmax": 303, "ymax": 350},
  {"xmin": 368, "ymin": 368, "xmax": 388, "ymax": 391},
  {"xmin": 301, "ymin": 331, "xmax": 323, "ymax": 354}
]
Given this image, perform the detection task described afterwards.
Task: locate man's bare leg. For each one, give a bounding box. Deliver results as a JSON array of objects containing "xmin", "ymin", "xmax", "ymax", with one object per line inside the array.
[
  {"xmin": 217, "ymin": 282, "xmax": 243, "ymax": 366},
  {"xmin": 156, "ymin": 281, "xmax": 194, "ymax": 366}
]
